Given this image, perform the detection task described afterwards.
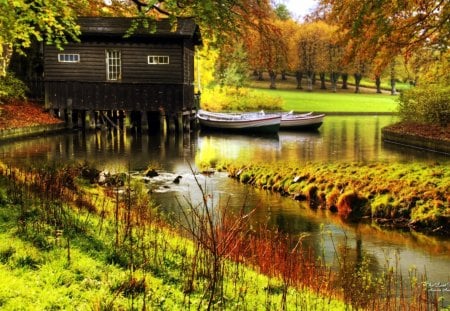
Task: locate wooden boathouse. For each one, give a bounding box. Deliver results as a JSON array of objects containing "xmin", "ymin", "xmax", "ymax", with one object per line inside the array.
[{"xmin": 43, "ymin": 17, "xmax": 202, "ymax": 132}]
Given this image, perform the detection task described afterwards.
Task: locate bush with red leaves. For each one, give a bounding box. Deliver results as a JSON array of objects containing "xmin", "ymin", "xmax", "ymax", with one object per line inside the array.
[{"xmin": 0, "ymin": 100, "xmax": 62, "ymax": 130}]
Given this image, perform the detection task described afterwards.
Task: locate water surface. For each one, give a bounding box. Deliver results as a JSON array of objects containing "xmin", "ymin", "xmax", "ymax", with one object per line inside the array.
[{"xmin": 1, "ymin": 115, "xmax": 449, "ymax": 304}]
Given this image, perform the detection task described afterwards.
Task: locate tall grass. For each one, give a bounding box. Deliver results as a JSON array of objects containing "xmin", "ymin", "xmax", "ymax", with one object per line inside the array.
[{"xmin": 0, "ymin": 162, "xmax": 443, "ymax": 310}]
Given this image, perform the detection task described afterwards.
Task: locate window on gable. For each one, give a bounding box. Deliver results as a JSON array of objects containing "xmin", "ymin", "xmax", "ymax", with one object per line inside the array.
[
  {"xmin": 106, "ymin": 50, "xmax": 121, "ymax": 81},
  {"xmin": 58, "ymin": 54, "xmax": 80, "ymax": 63},
  {"xmin": 148, "ymin": 55, "xmax": 169, "ymax": 65}
]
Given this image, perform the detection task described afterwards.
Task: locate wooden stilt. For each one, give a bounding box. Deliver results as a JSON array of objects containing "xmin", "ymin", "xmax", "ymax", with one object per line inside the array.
[
  {"xmin": 66, "ymin": 99, "xmax": 73, "ymax": 128},
  {"xmin": 177, "ymin": 111, "xmax": 184, "ymax": 135},
  {"xmin": 141, "ymin": 110, "xmax": 149, "ymax": 131},
  {"xmin": 88, "ymin": 110, "xmax": 96, "ymax": 129},
  {"xmin": 168, "ymin": 113, "xmax": 176, "ymax": 133}
]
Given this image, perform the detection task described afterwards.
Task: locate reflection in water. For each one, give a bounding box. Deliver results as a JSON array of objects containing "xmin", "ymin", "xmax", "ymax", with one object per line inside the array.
[
  {"xmin": 197, "ymin": 115, "xmax": 449, "ymax": 164},
  {"xmin": 0, "ymin": 116, "xmax": 449, "ymax": 303}
]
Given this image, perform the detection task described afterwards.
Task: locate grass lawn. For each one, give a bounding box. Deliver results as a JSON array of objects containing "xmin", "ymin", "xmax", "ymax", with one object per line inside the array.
[{"xmin": 250, "ymin": 77, "xmax": 398, "ymax": 113}]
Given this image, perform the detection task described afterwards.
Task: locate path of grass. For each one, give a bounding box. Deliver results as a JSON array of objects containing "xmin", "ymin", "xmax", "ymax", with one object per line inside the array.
[{"xmin": 251, "ymin": 78, "xmax": 398, "ymax": 113}]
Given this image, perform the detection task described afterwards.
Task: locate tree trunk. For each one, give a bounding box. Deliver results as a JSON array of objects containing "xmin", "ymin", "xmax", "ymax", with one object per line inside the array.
[
  {"xmin": 331, "ymin": 72, "xmax": 339, "ymax": 93},
  {"xmin": 354, "ymin": 73, "xmax": 362, "ymax": 93},
  {"xmin": 295, "ymin": 71, "xmax": 303, "ymax": 89},
  {"xmin": 306, "ymin": 71, "xmax": 313, "ymax": 91},
  {"xmin": 257, "ymin": 70, "xmax": 264, "ymax": 81},
  {"xmin": 268, "ymin": 70, "xmax": 277, "ymax": 89},
  {"xmin": 312, "ymin": 72, "xmax": 316, "ymax": 85},
  {"xmin": 0, "ymin": 43, "xmax": 13, "ymax": 77},
  {"xmin": 390, "ymin": 79, "xmax": 397, "ymax": 95},
  {"xmin": 390, "ymin": 63, "xmax": 397, "ymax": 95},
  {"xmin": 375, "ymin": 76, "xmax": 382, "ymax": 93},
  {"xmin": 341, "ymin": 73, "xmax": 348, "ymax": 89},
  {"xmin": 281, "ymin": 70, "xmax": 287, "ymax": 80},
  {"xmin": 319, "ymin": 72, "xmax": 326, "ymax": 89}
]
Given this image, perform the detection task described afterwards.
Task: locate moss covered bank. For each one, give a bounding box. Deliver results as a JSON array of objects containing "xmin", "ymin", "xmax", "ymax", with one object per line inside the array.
[{"xmin": 211, "ymin": 161, "xmax": 450, "ymax": 236}]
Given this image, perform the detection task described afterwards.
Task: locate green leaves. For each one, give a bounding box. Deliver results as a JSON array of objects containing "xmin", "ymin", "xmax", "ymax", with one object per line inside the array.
[
  {"xmin": 0, "ymin": 0, "xmax": 80, "ymax": 76},
  {"xmin": 398, "ymin": 84, "xmax": 450, "ymax": 125}
]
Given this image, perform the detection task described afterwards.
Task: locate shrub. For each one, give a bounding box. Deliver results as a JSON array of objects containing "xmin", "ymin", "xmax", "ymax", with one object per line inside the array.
[
  {"xmin": 398, "ymin": 84, "xmax": 450, "ymax": 126},
  {"xmin": 200, "ymin": 86, "xmax": 283, "ymax": 112},
  {"xmin": 0, "ymin": 73, "xmax": 28, "ymax": 104}
]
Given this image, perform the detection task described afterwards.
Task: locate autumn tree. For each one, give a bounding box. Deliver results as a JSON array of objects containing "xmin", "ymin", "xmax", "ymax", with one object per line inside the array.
[
  {"xmin": 272, "ymin": 6, "xmax": 298, "ymax": 84},
  {"xmin": 297, "ymin": 21, "xmax": 334, "ymax": 91},
  {"xmin": 69, "ymin": 0, "xmax": 136, "ymax": 17},
  {"xmin": 240, "ymin": 5, "xmax": 289, "ymax": 89},
  {"xmin": 0, "ymin": 0, "xmax": 80, "ymax": 77},
  {"xmin": 274, "ymin": 3, "xmax": 292, "ymax": 21},
  {"xmin": 275, "ymin": 18, "xmax": 300, "ymax": 80},
  {"xmin": 318, "ymin": 0, "xmax": 450, "ymax": 80},
  {"xmin": 327, "ymin": 42, "xmax": 343, "ymax": 92}
]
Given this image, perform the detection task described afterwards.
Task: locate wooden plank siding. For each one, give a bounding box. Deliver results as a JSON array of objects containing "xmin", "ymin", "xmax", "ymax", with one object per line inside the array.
[
  {"xmin": 43, "ymin": 17, "xmax": 201, "ymax": 114},
  {"xmin": 44, "ymin": 41, "xmax": 184, "ymax": 83}
]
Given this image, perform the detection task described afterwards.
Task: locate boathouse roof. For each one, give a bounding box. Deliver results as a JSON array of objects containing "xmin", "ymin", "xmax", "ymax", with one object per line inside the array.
[{"xmin": 77, "ymin": 16, "xmax": 202, "ymax": 45}]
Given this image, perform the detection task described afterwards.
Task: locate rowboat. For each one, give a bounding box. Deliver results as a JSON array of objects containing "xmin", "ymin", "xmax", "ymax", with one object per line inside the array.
[
  {"xmin": 280, "ymin": 111, "xmax": 325, "ymax": 130},
  {"xmin": 197, "ymin": 110, "xmax": 281, "ymax": 134}
]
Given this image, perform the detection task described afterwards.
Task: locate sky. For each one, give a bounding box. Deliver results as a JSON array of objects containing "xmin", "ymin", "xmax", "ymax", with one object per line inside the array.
[{"xmin": 276, "ymin": 0, "xmax": 318, "ymax": 19}]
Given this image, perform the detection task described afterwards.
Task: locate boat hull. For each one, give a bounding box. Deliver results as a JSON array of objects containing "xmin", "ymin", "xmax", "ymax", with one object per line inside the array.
[
  {"xmin": 280, "ymin": 114, "xmax": 325, "ymax": 130},
  {"xmin": 197, "ymin": 111, "xmax": 281, "ymax": 134}
]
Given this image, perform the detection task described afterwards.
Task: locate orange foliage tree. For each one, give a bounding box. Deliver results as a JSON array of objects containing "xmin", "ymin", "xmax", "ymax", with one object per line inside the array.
[
  {"xmin": 297, "ymin": 21, "xmax": 337, "ymax": 91},
  {"xmin": 318, "ymin": 0, "xmax": 450, "ymax": 80}
]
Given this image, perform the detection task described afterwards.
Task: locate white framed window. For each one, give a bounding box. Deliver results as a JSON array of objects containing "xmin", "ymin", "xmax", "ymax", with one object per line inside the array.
[
  {"xmin": 58, "ymin": 54, "xmax": 80, "ymax": 63},
  {"xmin": 148, "ymin": 55, "xmax": 169, "ymax": 65},
  {"xmin": 106, "ymin": 50, "xmax": 121, "ymax": 81}
]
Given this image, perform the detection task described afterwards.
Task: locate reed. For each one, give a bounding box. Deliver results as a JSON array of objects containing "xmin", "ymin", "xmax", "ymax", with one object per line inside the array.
[{"xmin": 0, "ymin": 161, "xmax": 444, "ymax": 310}]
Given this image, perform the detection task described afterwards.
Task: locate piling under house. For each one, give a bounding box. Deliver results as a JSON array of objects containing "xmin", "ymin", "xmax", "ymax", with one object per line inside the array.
[{"xmin": 43, "ymin": 17, "xmax": 202, "ymax": 132}]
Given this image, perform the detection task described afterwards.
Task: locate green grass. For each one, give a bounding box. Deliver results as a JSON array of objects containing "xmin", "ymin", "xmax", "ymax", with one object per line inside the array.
[
  {"xmin": 1, "ymin": 162, "xmax": 444, "ymax": 310},
  {"xmin": 250, "ymin": 77, "xmax": 398, "ymax": 113},
  {"xmin": 360, "ymin": 78, "xmax": 411, "ymax": 92},
  {"xmin": 0, "ymin": 165, "xmax": 350, "ymax": 310}
]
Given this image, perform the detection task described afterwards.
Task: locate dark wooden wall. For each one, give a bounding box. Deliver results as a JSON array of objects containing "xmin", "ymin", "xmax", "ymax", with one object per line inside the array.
[
  {"xmin": 44, "ymin": 38, "xmax": 196, "ymax": 113},
  {"xmin": 44, "ymin": 40, "xmax": 184, "ymax": 83}
]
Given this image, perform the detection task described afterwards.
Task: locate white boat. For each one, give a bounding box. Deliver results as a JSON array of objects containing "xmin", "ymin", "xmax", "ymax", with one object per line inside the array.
[
  {"xmin": 280, "ymin": 111, "xmax": 325, "ymax": 130},
  {"xmin": 197, "ymin": 110, "xmax": 281, "ymax": 134}
]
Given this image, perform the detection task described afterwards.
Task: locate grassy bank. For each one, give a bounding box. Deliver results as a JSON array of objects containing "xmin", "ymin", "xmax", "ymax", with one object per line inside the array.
[
  {"xmin": 0, "ymin": 162, "xmax": 349, "ymax": 310},
  {"xmin": 205, "ymin": 161, "xmax": 450, "ymax": 236},
  {"xmin": 0, "ymin": 162, "xmax": 441, "ymax": 310},
  {"xmin": 250, "ymin": 79, "xmax": 398, "ymax": 113}
]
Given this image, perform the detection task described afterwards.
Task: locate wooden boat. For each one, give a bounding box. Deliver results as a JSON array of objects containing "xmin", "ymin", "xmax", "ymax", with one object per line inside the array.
[
  {"xmin": 197, "ymin": 110, "xmax": 281, "ymax": 134},
  {"xmin": 280, "ymin": 111, "xmax": 325, "ymax": 130}
]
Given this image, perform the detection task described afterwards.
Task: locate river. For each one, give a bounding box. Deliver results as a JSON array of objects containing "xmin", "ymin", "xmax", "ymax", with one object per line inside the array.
[{"xmin": 1, "ymin": 115, "xmax": 449, "ymax": 304}]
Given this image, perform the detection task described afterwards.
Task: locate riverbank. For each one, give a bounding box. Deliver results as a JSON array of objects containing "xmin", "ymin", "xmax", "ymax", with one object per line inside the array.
[
  {"xmin": 0, "ymin": 161, "xmax": 441, "ymax": 310},
  {"xmin": 0, "ymin": 101, "xmax": 65, "ymax": 141},
  {"xmin": 0, "ymin": 162, "xmax": 369, "ymax": 310},
  {"xmin": 382, "ymin": 122, "xmax": 450, "ymax": 154},
  {"xmin": 208, "ymin": 161, "xmax": 450, "ymax": 236}
]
